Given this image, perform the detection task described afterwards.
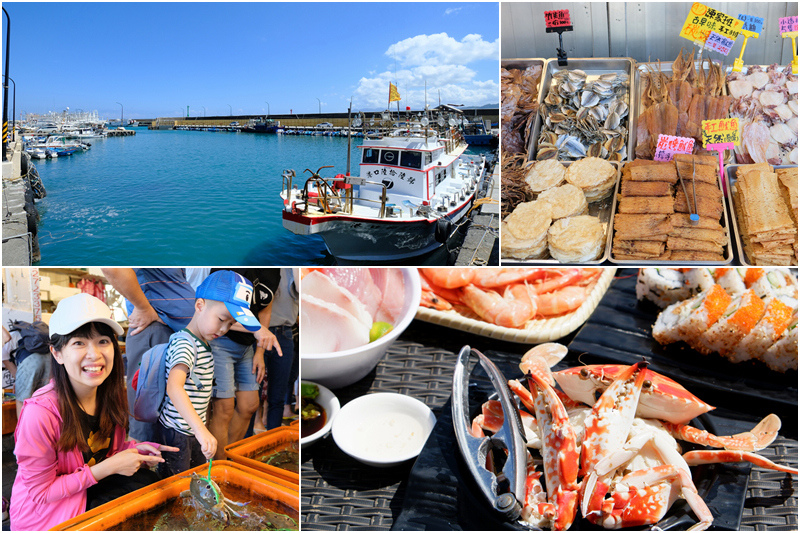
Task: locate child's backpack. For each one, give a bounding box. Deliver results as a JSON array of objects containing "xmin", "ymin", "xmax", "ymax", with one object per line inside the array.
[
  {"xmin": 8, "ymin": 320, "xmax": 50, "ymax": 366},
  {"xmin": 132, "ymin": 330, "xmax": 204, "ymax": 423}
]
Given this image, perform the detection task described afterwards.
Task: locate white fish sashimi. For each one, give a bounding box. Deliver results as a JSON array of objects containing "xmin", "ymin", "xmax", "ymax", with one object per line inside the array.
[
  {"xmin": 319, "ymin": 268, "xmax": 383, "ymax": 321},
  {"xmin": 368, "ymin": 268, "xmax": 406, "ymax": 324},
  {"xmin": 302, "ymin": 271, "xmax": 372, "ymax": 328},
  {"xmin": 300, "ymin": 293, "xmax": 370, "ymax": 354}
]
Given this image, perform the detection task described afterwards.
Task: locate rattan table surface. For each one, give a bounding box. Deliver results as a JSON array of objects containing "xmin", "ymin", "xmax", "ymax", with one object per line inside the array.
[{"xmin": 301, "ymin": 315, "xmax": 798, "ymax": 531}]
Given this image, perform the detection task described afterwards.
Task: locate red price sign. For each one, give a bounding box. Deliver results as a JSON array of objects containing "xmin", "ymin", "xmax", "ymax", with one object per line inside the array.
[
  {"xmin": 654, "ymin": 134, "xmax": 695, "ymax": 161},
  {"xmin": 544, "ymin": 9, "xmax": 572, "ymax": 29}
]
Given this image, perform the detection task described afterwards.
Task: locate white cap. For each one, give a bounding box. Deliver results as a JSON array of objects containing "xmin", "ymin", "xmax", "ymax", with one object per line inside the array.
[{"xmin": 49, "ymin": 293, "xmax": 124, "ymax": 336}]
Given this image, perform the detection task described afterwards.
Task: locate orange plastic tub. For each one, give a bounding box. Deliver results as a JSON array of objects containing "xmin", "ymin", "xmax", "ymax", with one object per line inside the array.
[
  {"xmin": 224, "ymin": 427, "xmax": 299, "ymax": 486},
  {"xmin": 50, "ymin": 460, "xmax": 299, "ymax": 531}
]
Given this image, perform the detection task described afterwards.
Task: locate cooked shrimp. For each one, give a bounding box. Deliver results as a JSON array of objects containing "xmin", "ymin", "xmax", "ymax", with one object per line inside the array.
[
  {"xmin": 534, "ymin": 285, "xmax": 586, "ymax": 317},
  {"xmin": 461, "ymin": 283, "xmax": 537, "ymax": 328},
  {"xmin": 419, "ymin": 268, "xmax": 475, "ymax": 289},
  {"xmin": 471, "ymin": 268, "xmax": 547, "ymax": 288},
  {"xmin": 528, "ymin": 268, "xmax": 583, "ymax": 294}
]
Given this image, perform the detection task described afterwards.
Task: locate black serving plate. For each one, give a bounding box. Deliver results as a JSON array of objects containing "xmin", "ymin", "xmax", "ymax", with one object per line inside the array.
[
  {"xmin": 393, "ymin": 348, "xmax": 751, "ymax": 531},
  {"xmin": 569, "ymin": 271, "xmax": 798, "ymax": 438}
]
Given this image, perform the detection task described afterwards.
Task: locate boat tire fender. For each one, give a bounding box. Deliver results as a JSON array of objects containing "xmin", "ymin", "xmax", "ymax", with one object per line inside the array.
[{"xmin": 435, "ymin": 218, "xmax": 452, "ymax": 243}]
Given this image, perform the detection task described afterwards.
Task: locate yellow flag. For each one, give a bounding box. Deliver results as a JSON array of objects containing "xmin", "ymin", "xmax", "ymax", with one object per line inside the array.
[{"xmin": 389, "ymin": 83, "xmax": 401, "ymax": 103}]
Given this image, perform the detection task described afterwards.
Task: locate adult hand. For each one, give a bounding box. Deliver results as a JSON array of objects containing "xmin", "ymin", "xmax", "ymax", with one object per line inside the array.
[
  {"xmin": 135, "ymin": 443, "xmax": 180, "ymax": 457},
  {"xmin": 254, "ymin": 327, "xmax": 282, "ymax": 356},
  {"xmin": 107, "ymin": 448, "xmax": 164, "ymax": 477},
  {"xmin": 196, "ymin": 428, "xmax": 218, "ymax": 459},
  {"xmin": 252, "ymin": 346, "xmax": 266, "ymax": 384},
  {"xmin": 127, "ymin": 305, "xmax": 163, "ymax": 336}
]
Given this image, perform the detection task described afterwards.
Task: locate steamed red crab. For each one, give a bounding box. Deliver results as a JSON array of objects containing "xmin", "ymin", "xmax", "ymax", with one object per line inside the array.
[
  {"xmin": 468, "ymin": 343, "xmax": 797, "ymax": 530},
  {"xmin": 419, "ymin": 268, "xmax": 603, "ymax": 328}
]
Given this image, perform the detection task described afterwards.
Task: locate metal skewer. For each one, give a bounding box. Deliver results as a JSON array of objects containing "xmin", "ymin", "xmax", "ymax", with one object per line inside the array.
[{"xmin": 679, "ymin": 158, "xmax": 700, "ymax": 225}]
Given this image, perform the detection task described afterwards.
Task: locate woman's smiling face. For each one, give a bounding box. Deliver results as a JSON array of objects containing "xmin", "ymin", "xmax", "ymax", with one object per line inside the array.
[{"xmin": 51, "ymin": 327, "xmax": 115, "ymax": 397}]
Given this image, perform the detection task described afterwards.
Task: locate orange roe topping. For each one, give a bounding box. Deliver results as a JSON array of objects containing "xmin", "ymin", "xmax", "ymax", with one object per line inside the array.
[
  {"xmin": 764, "ymin": 299, "xmax": 794, "ymax": 339},
  {"xmin": 704, "ymin": 285, "xmax": 732, "ymax": 326},
  {"xmin": 713, "ymin": 268, "xmax": 730, "ymax": 280},
  {"xmin": 729, "ymin": 290, "xmax": 766, "ymax": 333},
  {"xmin": 744, "ymin": 269, "xmax": 764, "ymax": 287}
]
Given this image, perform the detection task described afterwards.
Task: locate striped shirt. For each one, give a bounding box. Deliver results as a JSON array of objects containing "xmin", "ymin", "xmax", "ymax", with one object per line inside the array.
[{"xmin": 158, "ymin": 329, "xmax": 214, "ymax": 436}]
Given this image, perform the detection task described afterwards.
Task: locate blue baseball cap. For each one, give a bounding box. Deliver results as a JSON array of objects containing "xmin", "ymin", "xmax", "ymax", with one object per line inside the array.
[{"xmin": 196, "ymin": 271, "xmax": 261, "ymax": 332}]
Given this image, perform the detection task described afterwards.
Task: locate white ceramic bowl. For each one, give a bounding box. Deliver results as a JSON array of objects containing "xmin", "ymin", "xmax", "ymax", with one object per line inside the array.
[
  {"xmin": 331, "ymin": 392, "xmax": 436, "ymax": 467},
  {"xmin": 299, "ymin": 381, "xmax": 340, "ymax": 449},
  {"xmin": 301, "ymin": 268, "xmax": 421, "ymax": 389}
]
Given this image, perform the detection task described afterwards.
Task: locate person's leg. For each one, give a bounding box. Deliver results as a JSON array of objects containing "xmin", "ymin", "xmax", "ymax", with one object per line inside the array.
[
  {"xmin": 155, "ymin": 422, "xmax": 192, "ymax": 479},
  {"xmin": 207, "ymin": 336, "xmax": 241, "ymax": 460},
  {"xmin": 127, "ymin": 322, "xmax": 173, "ymax": 442},
  {"xmin": 266, "ymin": 326, "xmax": 294, "ymax": 430},
  {"xmin": 189, "ymin": 433, "xmax": 209, "ymax": 469},
  {"xmin": 228, "ymin": 342, "xmax": 260, "ymax": 442}
]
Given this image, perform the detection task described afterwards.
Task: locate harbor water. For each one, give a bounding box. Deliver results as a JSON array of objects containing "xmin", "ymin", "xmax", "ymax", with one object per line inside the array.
[{"xmin": 32, "ymin": 129, "xmax": 492, "ymax": 265}]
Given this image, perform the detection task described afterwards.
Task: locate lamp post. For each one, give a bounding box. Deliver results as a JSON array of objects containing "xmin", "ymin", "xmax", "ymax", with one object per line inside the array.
[
  {"xmin": 3, "ymin": 75, "xmax": 15, "ymax": 143},
  {"xmin": 115, "ymin": 102, "xmax": 123, "ymax": 126},
  {"xmin": 265, "ymin": 101, "xmax": 270, "ymax": 117},
  {"xmin": 3, "ymin": 7, "xmax": 11, "ymax": 161},
  {"xmin": 228, "ymin": 104, "xmax": 232, "ymax": 117},
  {"xmin": 316, "ymin": 98, "xmax": 321, "ymax": 115}
]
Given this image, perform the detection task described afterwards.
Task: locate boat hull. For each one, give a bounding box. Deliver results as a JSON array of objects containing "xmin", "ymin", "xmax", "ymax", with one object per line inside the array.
[{"xmin": 282, "ymin": 195, "xmax": 474, "ymax": 262}]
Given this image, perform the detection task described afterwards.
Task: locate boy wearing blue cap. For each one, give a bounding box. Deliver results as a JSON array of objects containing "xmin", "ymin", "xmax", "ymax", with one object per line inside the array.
[{"xmin": 156, "ymin": 271, "xmax": 261, "ymax": 477}]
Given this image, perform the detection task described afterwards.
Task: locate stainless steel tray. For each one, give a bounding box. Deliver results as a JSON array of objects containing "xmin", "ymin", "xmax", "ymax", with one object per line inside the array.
[
  {"xmin": 633, "ymin": 60, "xmax": 733, "ymax": 164},
  {"xmin": 501, "ymin": 160, "xmax": 618, "ymax": 265},
  {"xmin": 501, "ymin": 58, "xmax": 546, "ymax": 158},
  {"xmin": 725, "ymin": 164, "xmax": 798, "ymax": 266},
  {"xmin": 608, "ymin": 161, "xmax": 733, "ymax": 265},
  {"xmin": 529, "ymin": 57, "xmax": 636, "ymax": 163}
]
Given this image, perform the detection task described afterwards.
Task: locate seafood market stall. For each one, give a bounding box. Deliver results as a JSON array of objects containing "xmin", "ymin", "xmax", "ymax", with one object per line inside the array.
[
  {"xmin": 500, "ymin": 2, "xmax": 798, "ymax": 266},
  {"xmin": 300, "ymin": 268, "xmax": 797, "ymax": 531}
]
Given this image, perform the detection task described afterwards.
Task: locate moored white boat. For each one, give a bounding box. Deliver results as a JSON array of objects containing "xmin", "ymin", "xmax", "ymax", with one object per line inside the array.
[{"xmin": 280, "ymin": 110, "xmax": 486, "ymax": 262}]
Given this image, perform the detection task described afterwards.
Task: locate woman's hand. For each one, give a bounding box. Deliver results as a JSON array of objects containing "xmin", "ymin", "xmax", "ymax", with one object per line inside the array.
[
  {"xmin": 93, "ymin": 448, "xmax": 164, "ymax": 480},
  {"xmin": 135, "ymin": 443, "xmax": 180, "ymax": 457}
]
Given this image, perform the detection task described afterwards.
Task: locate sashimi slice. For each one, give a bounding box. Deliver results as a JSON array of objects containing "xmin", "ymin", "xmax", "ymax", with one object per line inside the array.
[
  {"xmin": 302, "ymin": 271, "xmax": 372, "ymax": 328},
  {"xmin": 300, "ymin": 293, "xmax": 369, "ymax": 354},
  {"xmin": 319, "ymin": 268, "xmax": 383, "ymax": 321},
  {"xmin": 369, "ymin": 268, "xmax": 406, "ymax": 324}
]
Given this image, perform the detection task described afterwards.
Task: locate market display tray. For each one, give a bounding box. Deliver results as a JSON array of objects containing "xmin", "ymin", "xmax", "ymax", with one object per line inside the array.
[
  {"xmin": 392, "ymin": 347, "xmax": 751, "ymax": 531},
  {"xmin": 414, "ymin": 268, "xmax": 616, "ymax": 343},
  {"xmin": 501, "ymin": 58, "xmax": 546, "ymax": 108},
  {"xmin": 607, "ymin": 161, "xmax": 734, "ymax": 265},
  {"xmin": 724, "ymin": 164, "xmax": 798, "ymax": 267},
  {"xmin": 569, "ymin": 271, "xmax": 798, "ymax": 436},
  {"xmin": 502, "ymin": 161, "xmax": 619, "ymax": 265}
]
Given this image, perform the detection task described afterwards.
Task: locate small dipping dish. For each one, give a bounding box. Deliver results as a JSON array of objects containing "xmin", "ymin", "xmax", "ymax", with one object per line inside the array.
[
  {"xmin": 332, "ymin": 392, "xmax": 436, "ymax": 467},
  {"xmin": 299, "ymin": 381, "xmax": 340, "ymax": 449}
]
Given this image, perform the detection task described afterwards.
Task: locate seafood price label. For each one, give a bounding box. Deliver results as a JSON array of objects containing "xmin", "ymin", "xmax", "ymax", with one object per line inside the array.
[
  {"xmin": 704, "ymin": 31, "xmax": 735, "ymax": 55},
  {"xmin": 679, "ymin": 3, "xmax": 744, "ymax": 44},
  {"xmin": 654, "ymin": 135, "xmax": 695, "ymax": 162},
  {"xmin": 779, "ymin": 16, "xmax": 798, "ymax": 35},
  {"xmin": 544, "ymin": 9, "xmax": 572, "ymax": 31},
  {"xmin": 701, "ymin": 118, "xmax": 740, "ymax": 147},
  {"xmin": 737, "ymin": 14, "xmax": 764, "ymax": 36}
]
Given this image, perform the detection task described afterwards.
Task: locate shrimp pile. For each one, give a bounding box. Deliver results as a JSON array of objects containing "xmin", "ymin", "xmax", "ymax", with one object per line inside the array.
[{"xmin": 419, "ymin": 268, "xmax": 602, "ymax": 329}]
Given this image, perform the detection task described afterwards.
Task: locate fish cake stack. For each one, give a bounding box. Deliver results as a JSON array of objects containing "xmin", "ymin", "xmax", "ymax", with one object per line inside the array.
[
  {"xmin": 669, "ymin": 154, "xmax": 726, "ymax": 262},
  {"xmin": 612, "ymin": 159, "xmax": 676, "ymax": 259},
  {"xmin": 733, "ymin": 163, "xmax": 798, "ymax": 265}
]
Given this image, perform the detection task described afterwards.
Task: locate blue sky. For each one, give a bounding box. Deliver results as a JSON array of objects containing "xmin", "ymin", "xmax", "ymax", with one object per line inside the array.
[{"xmin": 3, "ymin": 2, "xmax": 499, "ymax": 119}]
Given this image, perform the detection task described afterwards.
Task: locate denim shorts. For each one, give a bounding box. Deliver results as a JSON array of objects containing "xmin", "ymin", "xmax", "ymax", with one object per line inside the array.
[
  {"xmin": 15, "ymin": 353, "xmax": 51, "ymax": 402},
  {"xmin": 156, "ymin": 421, "xmax": 208, "ymax": 478},
  {"xmin": 210, "ymin": 335, "xmax": 259, "ymax": 398}
]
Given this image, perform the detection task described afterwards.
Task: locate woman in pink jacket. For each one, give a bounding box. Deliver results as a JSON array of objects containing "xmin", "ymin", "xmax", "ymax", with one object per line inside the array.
[{"xmin": 10, "ymin": 294, "xmax": 178, "ymax": 530}]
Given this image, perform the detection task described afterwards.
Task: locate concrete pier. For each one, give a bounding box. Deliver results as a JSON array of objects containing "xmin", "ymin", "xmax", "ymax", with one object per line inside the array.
[
  {"xmin": 2, "ymin": 140, "xmax": 40, "ymax": 265},
  {"xmin": 105, "ymin": 129, "xmax": 135, "ymax": 137},
  {"xmin": 455, "ymin": 155, "xmax": 499, "ymax": 266}
]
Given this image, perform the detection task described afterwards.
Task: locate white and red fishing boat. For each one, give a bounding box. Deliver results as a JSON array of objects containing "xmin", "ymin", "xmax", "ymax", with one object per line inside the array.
[{"xmin": 280, "ymin": 109, "xmax": 486, "ymax": 262}]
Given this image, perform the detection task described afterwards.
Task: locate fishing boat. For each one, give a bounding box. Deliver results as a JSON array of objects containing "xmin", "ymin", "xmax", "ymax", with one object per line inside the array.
[
  {"xmin": 460, "ymin": 117, "xmax": 496, "ymax": 146},
  {"xmin": 280, "ymin": 107, "xmax": 486, "ymax": 262}
]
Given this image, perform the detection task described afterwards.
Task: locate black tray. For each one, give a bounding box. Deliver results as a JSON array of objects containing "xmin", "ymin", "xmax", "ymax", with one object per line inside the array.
[
  {"xmin": 393, "ymin": 348, "xmax": 751, "ymax": 531},
  {"xmin": 569, "ymin": 271, "xmax": 798, "ymax": 438}
]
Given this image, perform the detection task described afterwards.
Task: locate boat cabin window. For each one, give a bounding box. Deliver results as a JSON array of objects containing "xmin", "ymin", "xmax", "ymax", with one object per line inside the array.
[
  {"xmin": 362, "ymin": 148, "xmax": 380, "ymax": 164},
  {"xmin": 400, "ymin": 150, "xmax": 422, "ymax": 169},
  {"xmin": 425, "ymin": 153, "xmax": 433, "ymax": 166},
  {"xmin": 380, "ymin": 150, "xmax": 399, "ymax": 165}
]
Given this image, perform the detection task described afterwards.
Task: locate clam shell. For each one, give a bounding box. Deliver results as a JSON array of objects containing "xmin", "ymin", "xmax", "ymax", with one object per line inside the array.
[{"xmin": 581, "ymin": 91, "xmax": 600, "ymax": 107}]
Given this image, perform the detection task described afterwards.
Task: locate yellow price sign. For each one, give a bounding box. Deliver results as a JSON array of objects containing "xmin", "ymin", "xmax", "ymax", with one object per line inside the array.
[
  {"xmin": 680, "ymin": 3, "xmax": 744, "ymax": 44},
  {"xmin": 701, "ymin": 118, "xmax": 740, "ymax": 147}
]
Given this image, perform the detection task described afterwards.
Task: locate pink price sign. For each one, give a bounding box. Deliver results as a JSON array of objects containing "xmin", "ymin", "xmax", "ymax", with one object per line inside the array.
[
  {"xmin": 779, "ymin": 16, "xmax": 798, "ymax": 34},
  {"xmin": 544, "ymin": 9, "xmax": 572, "ymax": 29},
  {"xmin": 653, "ymin": 134, "xmax": 695, "ymax": 161}
]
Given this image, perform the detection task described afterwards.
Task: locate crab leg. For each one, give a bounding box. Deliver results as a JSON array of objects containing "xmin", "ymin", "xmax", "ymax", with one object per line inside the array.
[
  {"xmin": 663, "ymin": 413, "xmax": 781, "ymax": 452},
  {"xmin": 683, "ymin": 450, "xmax": 799, "ymax": 475}
]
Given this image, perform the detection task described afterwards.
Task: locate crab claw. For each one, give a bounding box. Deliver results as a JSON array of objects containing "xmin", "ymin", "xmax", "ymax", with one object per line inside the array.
[{"xmin": 211, "ymin": 503, "xmax": 230, "ymax": 524}]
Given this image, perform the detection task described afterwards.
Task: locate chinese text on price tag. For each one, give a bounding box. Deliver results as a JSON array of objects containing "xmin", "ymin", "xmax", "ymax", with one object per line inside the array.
[
  {"xmin": 701, "ymin": 118, "xmax": 740, "ymax": 147},
  {"xmin": 544, "ymin": 10, "xmax": 572, "ymax": 29},
  {"xmin": 654, "ymin": 135, "xmax": 695, "ymax": 162}
]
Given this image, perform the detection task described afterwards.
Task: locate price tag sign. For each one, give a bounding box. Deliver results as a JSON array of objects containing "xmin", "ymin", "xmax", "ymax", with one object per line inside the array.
[
  {"xmin": 780, "ymin": 16, "xmax": 798, "ymax": 35},
  {"xmin": 654, "ymin": 134, "xmax": 695, "ymax": 162},
  {"xmin": 705, "ymin": 31, "xmax": 735, "ymax": 55},
  {"xmin": 701, "ymin": 118, "xmax": 740, "ymax": 147},
  {"xmin": 737, "ymin": 14, "xmax": 764, "ymax": 36},
  {"xmin": 545, "ymin": 10, "xmax": 572, "ymax": 32},
  {"xmin": 680, "ymin": 3, "xmax": 744, "ymax": 44}
]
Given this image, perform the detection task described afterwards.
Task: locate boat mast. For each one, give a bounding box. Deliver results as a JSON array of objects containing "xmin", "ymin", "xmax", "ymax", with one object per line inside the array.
[{"xmin": 346, "ymin": 101, "xmax": 352, "ymax": 176}]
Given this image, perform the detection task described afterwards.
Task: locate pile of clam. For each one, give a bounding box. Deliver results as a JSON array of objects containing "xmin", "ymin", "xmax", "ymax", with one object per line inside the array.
[{"xmin": 537, "ymin": 69, "xmax": 629, "ymax": 161}]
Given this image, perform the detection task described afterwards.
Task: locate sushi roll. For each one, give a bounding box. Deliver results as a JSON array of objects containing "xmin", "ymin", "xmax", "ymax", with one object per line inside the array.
[
  {"xmin": 728, "ymin": 297, "xmax": 795, "ymax": 364},
  {"xmin": 653, "ymin": 293, "xmax": 703, "ymax": 345},
  {"xmin": 693, "ymin": 289, "xmax": 766, "ymax": 356},
  {"xmin": 636, "ymin": 268, "xmax": 689, "ymax": 308},
  {"xmin": 712, "ymin": 269, "xmax": 746, "ymax": 296},
  {"xmin": 683, "ymin": 268, "xmax": 716, "ymax": 296},
  {"xmin": 675, "ymin": 284, "xmax": 732, "ymax": 342},
  {"xmin": 762, "ymin": 317, "xmax": 798, "ymax": 372},
  {"xmin": 748, "ymin": 269, "xmax": 796, "ymax": 300}
]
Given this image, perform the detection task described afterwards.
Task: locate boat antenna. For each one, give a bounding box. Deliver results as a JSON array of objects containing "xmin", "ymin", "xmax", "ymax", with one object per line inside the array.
[{"xmin": 346, "ymin": 99, "xmax": 352, "ymax": 176}]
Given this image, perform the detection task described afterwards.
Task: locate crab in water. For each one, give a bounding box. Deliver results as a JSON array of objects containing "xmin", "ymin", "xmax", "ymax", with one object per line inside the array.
[{"xmin": 180, "ymin": 472, "xmax": 249, "ymax": 524}]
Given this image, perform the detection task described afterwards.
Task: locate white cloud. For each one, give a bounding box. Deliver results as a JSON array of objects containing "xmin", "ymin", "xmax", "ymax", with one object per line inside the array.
[
  {"xmin": 444, "ymin": 7, "xmax": 462, "ymax": 15},
  {"xmin": 386, "ymin": 33, "xmax": 497, "ymax": 67}
]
